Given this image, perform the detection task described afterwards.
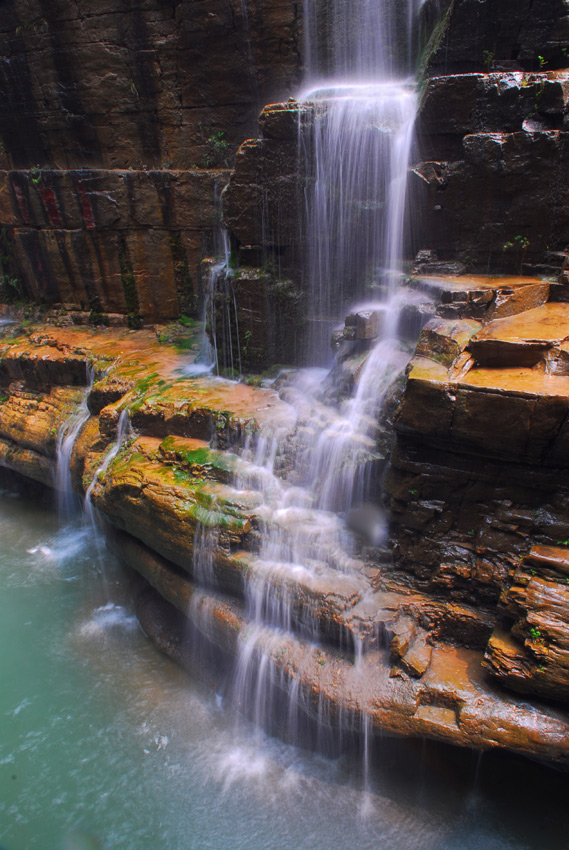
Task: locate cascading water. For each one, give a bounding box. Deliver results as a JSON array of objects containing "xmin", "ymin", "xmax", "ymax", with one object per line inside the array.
[
  {"xmin": 227, "ymin": 0, "xmax": 424, "ymax": 750},
  {"xmin": 187, "ymin": 191, "xmax": 242, "ymax": 379},
  {"xmin": 54, "ymin": 364, "xmax": 95, "ymax": 520},
  {"xmin": 83, "ymin": 409, "xmax": 131, "ymax": 583},
  {"xmin": 300, "ymin": 83, "xmax": 417, "ymax": 359}
]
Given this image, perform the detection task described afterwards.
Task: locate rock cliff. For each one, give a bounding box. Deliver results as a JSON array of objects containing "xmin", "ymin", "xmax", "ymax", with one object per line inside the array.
[
  {"xmin": 0, "ymin": 307, "xmax": 569, "ymax": 767},
  {"xmin": 0, "ymin": 0, "xmax": 301, "ymax": 320},
  {"xmin": 2, "ymin": 0, "xmax": 569, "ymax": 767}
]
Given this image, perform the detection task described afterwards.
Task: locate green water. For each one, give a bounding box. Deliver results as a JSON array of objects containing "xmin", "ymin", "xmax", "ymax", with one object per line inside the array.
[{"xmin": 1, "ymin": 487, "xmax": 569, "ymax": 850}]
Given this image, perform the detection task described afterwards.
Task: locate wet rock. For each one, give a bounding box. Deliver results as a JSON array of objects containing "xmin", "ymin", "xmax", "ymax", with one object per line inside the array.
[
  {"xmin": 415, "ymin": 317, "xmax": 482, "ymax": 368},
  {"xmin": 388, "ymin": 613, "xmax": 434, "ymax": 677},
  {"xmin": 0, "ymin": 437, "xmax": 53, "ymax": 487},
  {"xmin": 345, "ymin": 309, "xmax": 384, "ymax": 341},
  {"xmin": 483, "ymin": 545, "xmax": 569, "ymax": 703},
  {"xmin": 0, "ymin": 385, "xmax": 84, "ymax": 458},
  {"xmin": 408, "ymin": 274, "xmax": 550, "ymax": 321},
  {"xmin": 424, "ymin": 0, "xmax": 569, "ymax": 76},
  {"xmin": 419, "ymin": 73, "xmax": 569, "ymax": 146},
  {"xmin": 412, "ymin": 249, "xmax": 466, "ymax": 276},
  {"xmin": 88, "ymin": 374, "xmax": 136, "ymax": 415},
  {"xmin": 413, "ymin": 130, "xmax": 569, "ymax": 271},
  {"xmin": 138, "ymin": 578, "xmax": 569, "ymax": 767},
  {"xmin": 210, "ymin": 267, "xmax": 304, "ymax": 372},
  {"xmin": 467, "ymin": 302, "xmax": 569, "ymax": 368}
]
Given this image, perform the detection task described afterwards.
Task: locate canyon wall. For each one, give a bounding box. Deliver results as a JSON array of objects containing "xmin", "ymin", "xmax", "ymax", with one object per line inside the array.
[{"xmin": 0, "ymin": 0, "xmax": 301, "ymax": 320}]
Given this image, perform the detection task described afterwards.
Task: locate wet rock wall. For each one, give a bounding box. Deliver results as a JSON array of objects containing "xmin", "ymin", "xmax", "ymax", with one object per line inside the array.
[
  {"xmin": 0, "ymin": 0, "xmax": 302, "ymax": 319},
  {"xmin": 415, "ymin": 0, "xmax": 569, "ymax": 270}
]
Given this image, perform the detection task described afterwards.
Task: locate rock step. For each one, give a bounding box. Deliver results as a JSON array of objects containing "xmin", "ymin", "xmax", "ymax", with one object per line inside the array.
[
  {"xmin": 137, "ymin": 579, "xmax": 569, "ymax": 767},
  {"xmin": 523, "ymin": 544, "xmax": 569, "ymax": 577},
  {"xmin": 89, "ymin": 442, "xmax": 261, "ymax": 585},
  {"xmin": 114, "ymin": 528, "xmax": 369, "ymax": 649},
  {"xmin": 0, "ymin": 324, "xmax": 295, "ymax": 450},
  {"xmin": 0, "ymin": 336, "xmax": 91, "ymax": 389},
  {"xmin": 115, "ymin": 528, "xmax": 496, "ymax": 665},
  {"xmin": 415, "ymin": 317, "xmax": 482, "ymax": 368},
  {"xmin": 0, "ymin": 437, "xmax": 53, "ymax": 488},
  {"xmin": 467, "ymin": 303, "xmax": 569, "ymax": 370},
  {"xmin": 408, "ymin": 274, "xmax": 550, "ymax": 321},
  {"xmin": 419, "ymin": 72, "xmax": 569, "ymax": 142},
  {"xmin": 398, "ymin": 351, "xmax": 569, "ymax": 466},
  {"xmin": 98, "ymin": 434, "xmax": 376, "ymax": 577}
]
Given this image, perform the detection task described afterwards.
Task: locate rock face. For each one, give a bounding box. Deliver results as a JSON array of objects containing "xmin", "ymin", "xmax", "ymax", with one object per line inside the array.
[
  {"xmin": 2, "ymin": 0, "xmax": 569, "ymax": 768},
  {"xmin": 414, "ymin": 66, "xmax": 569, "ymax": 269},
  {"xmin": 1, "ymin": 167, "xmax": 228, "ymax": 322},
  {"xmin": 385, "ymin": 279, "xmax": 569, "ymax": 717},
  {"xmin": 423, "ymin": 0, "xmax": 569, "ymax": 76},
  {"xmin": 1, "ymin": 316, "xmax": 569, "ymax": 767},
  {"xmin": 0, "ymin": 0, "xmax": 302, "ymax": 320}
]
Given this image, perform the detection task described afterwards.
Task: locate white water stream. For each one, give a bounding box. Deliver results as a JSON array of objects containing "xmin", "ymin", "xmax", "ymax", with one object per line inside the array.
[{"xmin": 214, "ymin": 0, "xmax": 423, "ymax": 745}]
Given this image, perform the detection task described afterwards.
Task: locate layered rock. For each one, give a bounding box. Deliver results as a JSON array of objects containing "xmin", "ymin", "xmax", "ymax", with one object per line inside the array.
[
  {"xmin": 1, "ymin": 316, "xmax": 569, "ymax": 766},
  {"xmin": 415, "ymin": 69, "xmax": 569, "ymax": 270},
  {"xmin": 0, "ymin": 167, "xmax": 228, "ymax": 322},
  {"xmin": 484, "ymin": 545, "xmax": 569, "ymax": 703},
  {"xmin": 0, "ymin": 0, "xmax": 302, "ymax": 320},
  {"xmin": 386, "ymin": 277, "xmax": 569, "ymax": 713}
]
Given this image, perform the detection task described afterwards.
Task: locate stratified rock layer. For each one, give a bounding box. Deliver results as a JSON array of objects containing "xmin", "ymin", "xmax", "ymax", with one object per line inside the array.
[
  {"xmin": 0, "ymin": 314, "xmax": 569, "ymax": 767},
  {"xmin": 0, "ymin": 0, "xmax": 302, "ymax": 319}
]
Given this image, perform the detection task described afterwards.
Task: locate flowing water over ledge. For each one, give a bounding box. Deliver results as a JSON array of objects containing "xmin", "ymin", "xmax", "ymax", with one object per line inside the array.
[{"xmin": 1, "ymin": 487, "xmax": 569, "ymax": 850}]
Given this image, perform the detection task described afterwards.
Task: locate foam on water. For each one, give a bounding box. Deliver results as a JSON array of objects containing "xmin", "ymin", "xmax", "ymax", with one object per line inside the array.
[{"xmin": 78, "ymin": 602, "xmax": 138, "ymax": 639}]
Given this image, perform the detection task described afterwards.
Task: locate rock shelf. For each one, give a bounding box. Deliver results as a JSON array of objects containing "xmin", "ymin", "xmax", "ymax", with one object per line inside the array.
[{"xmin": 0, "ymin": 307, "xmax": 568, "ymax": 765}]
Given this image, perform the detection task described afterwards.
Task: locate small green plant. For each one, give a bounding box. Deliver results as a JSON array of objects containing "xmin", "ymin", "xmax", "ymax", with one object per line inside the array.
[
  {"xmin": 482, "ymin": 49, "xmax": 494, "ymax": 72},
  {"xmin": 538, "ymin": 55, "xmax": 548, "ymax": 70},
  {"xmin": 241, "ymin": 328, "xmax": 252, "ymax": 358},
  {"xmin": 30, "ymin": 164, "xmax": 42, "ymax": 185},
  {"xmin": 0, "ymin": 275, "xmax": 24, "ymax": 303},
  {"xmin": 178, "ymin": 314, "xmax": 198, "ymax": 328},
  {"xmin": 467, "ymin": 529, "xmax": 476, "ymax": 537},
  {"xmin": 530, "ymin": 626, "xmax": 545, "ymax": 645},
  {"xmin": 503, "ymin": 235, "xmax": 530, "ymax": 273},
  {"xmin": 408, "ymin": 488, "xmax": 418, "ymax": 496},
  {"xmin": 201, "ymin": 131, "xmax": 230, "ymax": 168}
]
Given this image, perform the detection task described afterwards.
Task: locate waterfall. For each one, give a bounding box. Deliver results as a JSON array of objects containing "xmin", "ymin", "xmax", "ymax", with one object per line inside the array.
[
  {"xmin": 84, "ymin": 409, "xmax": 131, "ymax": 577},
  {"xmin": 225, "ymin": 0, "xmax": 423, "ymax": 749},
  {"xmin": 54, "ymin": 364, "xmax": 95, "ymax": 520},
  {"xmin": 186, "ymin": 191, "xmax": 242, "ymax": 378}
]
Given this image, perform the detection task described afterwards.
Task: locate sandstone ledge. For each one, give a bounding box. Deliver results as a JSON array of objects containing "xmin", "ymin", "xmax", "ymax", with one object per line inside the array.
[{"xmin": 1, "ymin": 319, "xmax": 569, "ymax": 766}]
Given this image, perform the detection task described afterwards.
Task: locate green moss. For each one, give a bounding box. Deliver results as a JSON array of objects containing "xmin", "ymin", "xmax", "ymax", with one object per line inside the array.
[
  {"xmin": 161, "ymin": 436, "xmax": 237, "ymax": 476},
  {"xmin": 169, "ymin": 232, "xmax": 198, "ymax": 317},
  {"xmin": 118, "ymin": 236, "xmax": 142, "ymax": 329},
  {"xmin": 416, "ymin": 0, "xmax": 455, "ymax": 90}
]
